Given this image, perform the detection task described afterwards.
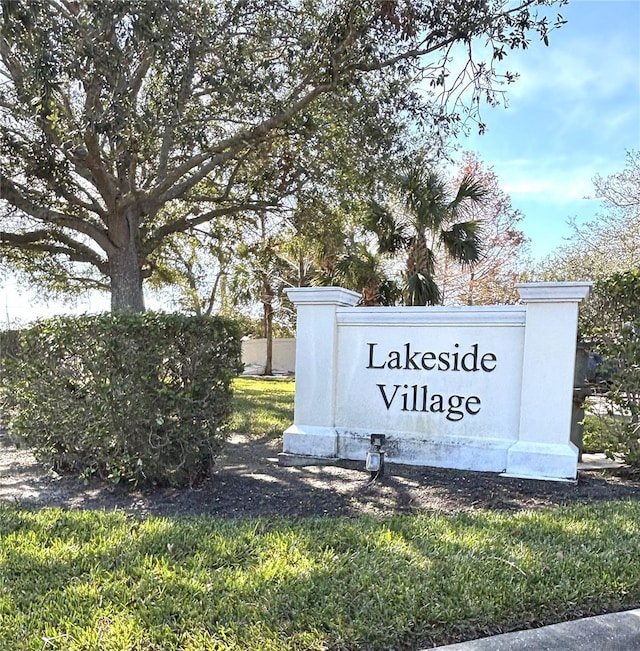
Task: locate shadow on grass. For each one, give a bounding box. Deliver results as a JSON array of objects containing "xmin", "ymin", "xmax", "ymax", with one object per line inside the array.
[{"xmin": 2, "ymin": 499, "xmax": 640, "ymax": 651}]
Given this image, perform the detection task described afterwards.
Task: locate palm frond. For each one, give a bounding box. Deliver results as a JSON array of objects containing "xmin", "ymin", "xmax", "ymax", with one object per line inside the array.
[
  {"xmin": 441, "ymin": 220, "xmax": 483, "ymax": 266},
  {"xmin": 401, "ymin": 166, "xmax": 448, "ymax": 231},
  {"xmin": 314, "ymin": 243, "xmax": 390, "ymax": 305},
  {"xmin": 395, "ymin": 161, "xmax": 489, "ymax": 306},
  {"xmin": 364, "ymin": 201, "xmax": 410, "ymax": 254},
  {"xmin": 404, "ymin": 271, "xmax": 441, "ymax": 306},
  {"xmin": 449, "ymin": 172, "xmax": 488, "ymax": 219}
]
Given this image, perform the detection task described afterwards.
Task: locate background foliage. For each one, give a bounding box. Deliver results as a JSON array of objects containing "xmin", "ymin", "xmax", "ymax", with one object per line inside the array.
[{"xmin": 582, "ymin": 269, "xmax": 640, "ymax": 465}]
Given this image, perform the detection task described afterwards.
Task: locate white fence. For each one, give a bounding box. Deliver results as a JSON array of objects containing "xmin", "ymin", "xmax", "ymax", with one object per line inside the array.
[{"xmin": 241, "ymin": 337, "xmax": 296, "ymax": 375}]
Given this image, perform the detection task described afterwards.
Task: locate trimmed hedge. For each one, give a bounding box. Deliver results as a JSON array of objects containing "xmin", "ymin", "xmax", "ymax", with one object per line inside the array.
[{"xmin": 0, "ymin": 313, "xmax": 242, "ymax": 486}]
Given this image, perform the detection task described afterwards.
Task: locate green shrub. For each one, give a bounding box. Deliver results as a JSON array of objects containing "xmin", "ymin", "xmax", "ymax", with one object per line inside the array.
[
  {"xmin": 0, "ymin": 329, "xmax": 20, "ymax": 360},
  {"xmin": 582, "ymin": 269, "xmax": 640, "ymax": 466},
  {"xmin": 0, "ymin": 313, "xmax": 242, "ymax": 486},
  {"xmin": 582, "ymin": 413, "xmax": 629, "ymax": 455}
]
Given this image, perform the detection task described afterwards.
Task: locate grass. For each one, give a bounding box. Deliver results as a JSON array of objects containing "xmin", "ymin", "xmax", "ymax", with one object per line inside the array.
[
  {"xmin": 0, "ymin": 503, "xmax": 639, "ymax": 650},
  {"xmin": 229, "ymin": 376, "xmax": 294, "ymax": 440},
  {"xmin": 1, "ymin": 378, "xmax": 639, "ymax": 650}
]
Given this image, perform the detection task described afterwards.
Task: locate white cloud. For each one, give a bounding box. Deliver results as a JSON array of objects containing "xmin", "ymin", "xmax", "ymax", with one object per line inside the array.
[
  {"xmin": 486, "ymin": 157, "xmax": 614, "ymax": 204},
  {"xmin": 501, "ymin": 174, "xmax": 593, "ymax": 203}
]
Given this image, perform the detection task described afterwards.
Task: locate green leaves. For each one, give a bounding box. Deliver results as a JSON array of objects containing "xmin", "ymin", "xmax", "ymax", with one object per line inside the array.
[
  {"xmin": 0, "ymin": 313, "xmax": 243, "ymax": 486},
  {"xmin": 582, "ymin": 269, "xmax": 640, "ymax": 465}
]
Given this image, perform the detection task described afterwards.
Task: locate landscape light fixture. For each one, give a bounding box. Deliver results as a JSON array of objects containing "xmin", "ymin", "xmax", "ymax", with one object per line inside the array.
[{"xmin": 365, "ymin": 433, "xmax": 385, "ymax": 478}]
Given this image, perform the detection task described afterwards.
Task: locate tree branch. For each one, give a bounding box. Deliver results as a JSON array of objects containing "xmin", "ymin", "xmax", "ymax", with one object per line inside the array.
[
  {"xmin": 143, "ymin": 202, "xmax": 273, "ymax": 256},
  {"xmin": 0, "ymin": 229, "xmax": 108, "ymax": 273},
  {"xmin": 158, "ymin": 45, "xmax": 197, "ymax": 181},
  {"xmin": 0, "ymin": 172, "xmax": 113, "ymax": 254},
  {"xmin": 154, "ymin": 79, "xmax": 336, "ymax": 204},
  {"xmin": 81, "ymin": 75, "xmax": 118, "ymax": 209}
]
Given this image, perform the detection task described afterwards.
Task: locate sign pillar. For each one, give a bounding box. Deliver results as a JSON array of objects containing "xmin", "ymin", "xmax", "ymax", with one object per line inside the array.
[
  {"xmin": 282, "ymin": 287, "xmax": 360, "ymax": 458},
  {"xmin": 505, "ymin": 282, "xmax": 592, "ymax": 480}
]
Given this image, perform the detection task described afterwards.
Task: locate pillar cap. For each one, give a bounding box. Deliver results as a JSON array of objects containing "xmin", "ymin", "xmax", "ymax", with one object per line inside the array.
[
  {"xmin": 516, "ymin": 282, "xmax": 592, "ymax": 303},
  {"xmin": 285, "ymin": 287, "xmax": 360, "ymax": 307}
]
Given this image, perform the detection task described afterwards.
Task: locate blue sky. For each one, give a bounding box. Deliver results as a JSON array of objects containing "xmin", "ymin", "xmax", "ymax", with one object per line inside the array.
[{"xmin": 454, "ymin": 0, "xmax": 640, "ymax": 260}]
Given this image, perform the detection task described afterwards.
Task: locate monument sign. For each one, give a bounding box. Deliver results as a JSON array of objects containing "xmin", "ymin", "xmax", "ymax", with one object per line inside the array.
[{"xmin": 281, "ymin": 282, "xmax": 591, "ymax": 482}]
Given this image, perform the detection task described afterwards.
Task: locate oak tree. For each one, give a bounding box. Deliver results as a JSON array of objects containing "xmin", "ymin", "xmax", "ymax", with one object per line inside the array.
[{"xmin": 0, "ymin": 0, "xmax": 567, "ymax": 311}]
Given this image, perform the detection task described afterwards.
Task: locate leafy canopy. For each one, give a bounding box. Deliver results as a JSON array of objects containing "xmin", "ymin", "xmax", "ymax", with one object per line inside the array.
[{"xmin": 0, "ymin": 0, "xmax": 567, "ymax": 310}]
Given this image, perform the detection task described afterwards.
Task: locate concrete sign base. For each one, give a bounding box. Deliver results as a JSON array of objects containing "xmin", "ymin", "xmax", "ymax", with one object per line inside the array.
[{"xmin": 282, "ymin": 283, "xmax": 591, "ymax": 482}]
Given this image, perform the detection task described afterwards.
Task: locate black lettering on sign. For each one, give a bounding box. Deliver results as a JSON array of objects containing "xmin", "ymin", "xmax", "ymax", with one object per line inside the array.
[
  {"xmin": 376, "ymin": 383, "xmax": 482, "ymax": 421},
  {"xmin": 367, "ymin": 342, "xmax": 497, "ymax": 372}
]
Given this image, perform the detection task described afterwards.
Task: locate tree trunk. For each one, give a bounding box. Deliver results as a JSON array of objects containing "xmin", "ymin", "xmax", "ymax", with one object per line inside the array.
[
  {"xmin": 265, "ymin": 302, "xmax": 273, "ymax": 376},
  {"xmin": 109, "ymin": 238, "xmax": 145, "ymax": 313},
  {"xmin": 108, "ymin": 206, "xmax": 145, "ymax": 313},
  {"xmin": 261, "ymin": 277, "xmax": 274, "ymax": 376},
  {"xmin": 467, "ymin": 270, "xmax": 475, "ymax": 306}
]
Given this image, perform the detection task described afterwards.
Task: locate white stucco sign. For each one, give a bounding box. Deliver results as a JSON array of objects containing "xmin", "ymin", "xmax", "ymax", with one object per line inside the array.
[{"xmin": 282, "ymin": 282, "xmax": 591, "ymax": 482}]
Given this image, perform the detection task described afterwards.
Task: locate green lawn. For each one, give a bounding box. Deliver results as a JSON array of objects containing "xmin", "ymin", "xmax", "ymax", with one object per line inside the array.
[
  {"xmin": 0, "ymin": 503, "xmax": 639, "ymax": 650},
  {"xmin": 229, "ymin": 377, "xmax": 294, "ymax": 440},
  {"xmin": 1, "ymin": 377, "xmax": 639, "ymax": 650}
]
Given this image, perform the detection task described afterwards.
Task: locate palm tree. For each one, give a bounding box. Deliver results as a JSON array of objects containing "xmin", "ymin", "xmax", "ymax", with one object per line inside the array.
[
  {"xmin": 371, "ymin": 164, "xmax": 487, "ymax": 306},
  {"xmin": 314, "ymin": 242, "xmax": 401, "ymax": 306}
]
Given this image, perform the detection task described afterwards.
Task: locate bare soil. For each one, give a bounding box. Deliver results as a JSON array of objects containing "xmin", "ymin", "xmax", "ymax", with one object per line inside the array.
[{"xmin": 2, "ymin": 432, "xmax": 640, "ymax": 518}]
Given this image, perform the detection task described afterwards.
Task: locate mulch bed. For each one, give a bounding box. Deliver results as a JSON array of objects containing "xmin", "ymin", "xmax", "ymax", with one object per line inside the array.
[{"xmin": 1, "ymin": 433, "xmax": 639, "ymax": 518}]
